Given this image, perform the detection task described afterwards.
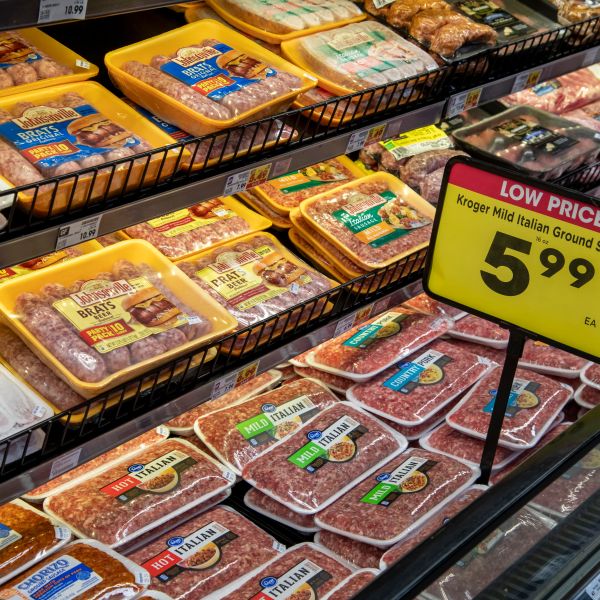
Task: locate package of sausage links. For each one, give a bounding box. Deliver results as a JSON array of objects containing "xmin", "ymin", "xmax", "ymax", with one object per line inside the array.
[
  {"xmin": 0, "ymin": 500, "xmax": 72, "ymax": 585},
  {"xmin": 127, "ymin": 506, "xmax": 284, "ymax": 600},
  {"xmin": 518, "ymin": 340, "xmax": 587, "ymax": 379},
  {"xmin": 43, "ymin": 438, "xmax": 236, "ymax": 548},
  {"xmin": 580, "ymin": 363, "xmax": 600, "ymax": 391},
  {"xmin": 346, "ymin": 340, "xmax": 494, "ymax": 426},
  {"xmin": 575, "ymin": 384, "xmax": 600, "ymax": 409},
  {"xmin": 446, "ymin": 367, "xmax": 573, "ymax": 450},
  {"xmin": 315, "ymin": 448, "xmax": 479, "ymax": 547},
  {"xmin": 216, "ymin": 543, "xmax": 354, "ymax": 600},
  {"xmin": 243, "ymin": 403, "xmax": 408, "ymax": 514},
  {"xmin": 306, "ymin": 307, "xmax": 451, "ymax": 382},
  {"xmin": 314, "ymin": 530, "xmax": 384, "ymax": 570},
  {"xmin": 322, "ymin": 568, "xmax": 379, "ymax": 600},
  {"xmin": 0, "ymin": 539, "xmax": 150, "ymax": 600},
  {"xmin": 195, "ymin": 378, "xmax": 339, "ymax": 475},
  {"xmin": 447, "ymin": 314, "xmax": 510, "ymax": 349}
]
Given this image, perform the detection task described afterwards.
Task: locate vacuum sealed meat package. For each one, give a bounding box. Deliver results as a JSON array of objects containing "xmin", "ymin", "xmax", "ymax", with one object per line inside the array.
[
  {"xmin": 563, "ymin": 99, "xmax": 600, "ymax": 133},
  {"xmin": 401, "ymin": 292, "xmax": 466, "ymax": 321},
  {"xmin": 448, "ymin": 314, "xmax": 510, "ymax": 348},
  {"xmin": 293, "ymin": 366, "xmax": 354, "ymax": 394},
  {"xmin": 575, "ymin": 384, "xmax": 600, "ymax": 409},
  {"xmin": 323, "ymin": 569, "xmax": 379, "ymax": 600},
  {"xmin": 315, "ymin": 530, "xmax": 384, "ymax": 569},
  {"xmin": 243, "ymin": 403, "xmax": 408, "ymax": 514},
  {"xmin": 399, "ymin": 149, "xmax": 468, "ymax": 193},
  {"xmin": 581, "ymin": 362, "xmax": 600, "ymax": 390},
  {"xmin": 519, "ymin": 340, "xmax": 587, "ymax": 378},
  {"xmin": 315, "ymin": 448, "xmax": 478, "ymax": 547}
]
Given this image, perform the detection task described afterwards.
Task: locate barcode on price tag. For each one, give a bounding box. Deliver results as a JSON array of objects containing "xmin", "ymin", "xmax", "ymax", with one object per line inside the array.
[
  {"xmin": 345, "ymin": 124, "xmax": 386, "ymax": 154},
  {"xmin": 223, "ymin": 164, "xmax": 271, "ymax": 195},
  {"xmin": 50, "ymin": 448, "xmax": 82, "ymax": 479},
  {"xmin": 446, "ymin": 88, "xmax": 482, "ymax": 119},
  {"xmin": 38, "ymin": 0, "xmax": 87, "ymax": 23},
  {"xmin": 75, "ymin": 58, "xmax": 91, "ymax": 69},
  {"xmin": 55, "ymin": 214, "xmax": 101, "ymax": 250},
  {"xmin": 211, "ymin": 361, "xmax": 260, "ymax": 400},
  {"xmin": 334, "ymin": 313, "xmax": 358, "ymax": 337},
  {"xmin": 511, "ymin": 69, "xmax": 543, "ymax": 93}
]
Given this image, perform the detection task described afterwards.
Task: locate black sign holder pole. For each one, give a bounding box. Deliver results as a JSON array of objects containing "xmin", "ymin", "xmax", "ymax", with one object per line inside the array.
[{"xmin": 478, "ymin": 328, "xmax": 526, "ymax": 484}]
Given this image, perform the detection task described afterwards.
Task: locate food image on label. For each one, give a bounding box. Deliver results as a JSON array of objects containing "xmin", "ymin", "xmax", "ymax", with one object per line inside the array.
[
  {"xmin": 483, "ymin": 379, "xmax": 540, "ymax": 417},
  {"xmin": 0, "ymin": 34, "xmax": 41, "ymax": 68},
  {"xmin": 532, "ymin": 80, "xmax": 561, "ymax": 96},
  {"xmin": 236, "ymin": 395, "xmax": 321, "ymax": 446},
  {"xmin": 383, "ymin": 349, "xmax": 451, "ymax": 393},
  {"xmin": 269, "ymin": 162, "xmax": 352, "ymax": 196},
  {"xmin": 333, "ymin": 190, "xmax": 431, "ymax": 248},
  {"xmin": 253, "ymin": 559, "xmax": 332, "ymax": 600},
  {"xmin": 100, "ymin": 450, "xmax": 197, "ymax": 502},
  {"xmin": 0, "ymin": 523, "xmax": 21, "ymax": 551},
  {"xmin": 343, "ymin": 311, "xmax": 409, "ymax": 349},
  {"xmin": 142, "ymin": 521, "xmax": 237, "ymax": 581},
  {"xmin": 360, "ymin": 456, "xmax": 437, "ymax": 506},
  {"xmin": 454, "ymin": 0, "xmax": 533, "ymax": 37},
  {"xmin": 288, "ymin": 415, "xmax": 367, "ymax": 472},
  {"xmin": 381, "ymin": 125, "xmax": 452, "ymax": 161},
  {"xmin": 493, "ymin": 118, "xmax": 577, "ymax": 154}
]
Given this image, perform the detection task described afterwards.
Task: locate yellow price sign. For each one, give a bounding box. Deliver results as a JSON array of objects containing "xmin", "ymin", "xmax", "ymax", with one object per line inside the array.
[{"xmin": 425, "ymin": 157, "xmax": 600, "ymax": 361}]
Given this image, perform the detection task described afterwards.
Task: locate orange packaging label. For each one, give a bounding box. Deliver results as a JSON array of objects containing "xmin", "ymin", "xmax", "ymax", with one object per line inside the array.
[{"xmin": 22, "ymin": 141, "xmax": 79, "ymax": 162}]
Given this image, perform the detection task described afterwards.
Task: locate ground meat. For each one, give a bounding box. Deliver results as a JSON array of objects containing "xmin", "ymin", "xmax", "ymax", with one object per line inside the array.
[
  {"xmin": 575, "ymin": 385, "xmax": 600, "ymax": 409},
  {"xmin": 347, "ymin": 340, "xmax": 491, "ymax": 425},
  {"xmin": 244, "ymin": 487, "xmax": 318, "ymax": 532},
  {"xmin": 44, "ymin": 439, "xmax": 234, "ymax": 547},
  {"xmin": 315, "ymin": 448, "xmax": 477, "ymax": 546},
  {"xmin": 402, "ymin": 292, "xmax": 466, "ymax": 320},
  {"xmin": 307, "ymin": 308, "xmax": 450, "ymax": 381},
  {"xmin": 447, "ymin": 367, "xmax": 572, "ymax": 449},
  {"xmin": 219, "ymin": 544, "xmax": 353, "ymax": 600},
  {"xmin": 293, "ymin": 366, "xmax": 353, "ymax": 393},
  {"xmin": 582, "ymin": 363, "xmax": 600, "ymax": 389},
  {"xmin": 242, "ymin": 403, "xmax": 407, "ymax": 514},
  {"xmin": 316, "ymin": 530, "xmax": 383, "ymax": 569},
  {"xmin": 381, "ymin": 487, "xmax": 486, "ymax": 568},
  {"xmin": 519, "ymin": 341, "xmax": 587, "ymax": 377},
  {"xmin": 442, "ymin": 338, "xmax": 506, "ymax": 365},
  {"xmin": 383, "ymin": 411, "xmax": 447, "ymax": 441},
  {"xmin": 323, "ymin": 569, "xmax": 378, "ymax": 599},
  {"xmin": 127, "ymin": 506, "xmax": 280, "ymax": 599},
  {"xmin": 195, "ymin": 379, "xmax": 339, "ymax": 474},
  {"xmin": 448, "ymin": 315, "xmax": 510, "ymax": 347}
]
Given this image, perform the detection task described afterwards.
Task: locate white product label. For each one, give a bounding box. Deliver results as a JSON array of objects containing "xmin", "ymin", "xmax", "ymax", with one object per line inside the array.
[
  {"xmin": 446, "ymin": 88, "xmax": 482, "ymax": 118},
  {"xmin": 256, "ymin": 559, "xmax": 326, "ymax": 599},
  {"xmin": 54, "ymin": 526, "xmax": 72, "ymax": 541},
  {"xmin": 334, "ymin": 312, "xmax": 358, "ymax": 337},
  {"xmin": 384, "ymin": 456, "xmax": 429, "ymax": 487},
  {"xmin": 373, "ymin": 0, "xmax": 396, "ymax": 7},
  {"xmin": 38, "ymin": 0, "xmax": 87, "ymax": 23},
  {"xmin": 55, "ymin": 215, "xmax": 101, "ymax": 250},
  {"xmin": 345, "ymin": 124, "xmax": 386, "ymax": 153},
  {"xmin": 511, "ymin": 69, "xmax": 543, "ymax": 93},
  {"xmin": 74, "ymin": 59, "xmax": 90, "ymax": 69},
  {"xmin": 223, "ymin": 164, "xmax": 271, "ymax": 195},
  {"xmin": 0, "ymin": 523, "xmax": 21, "ymax": 550},
  {"xmin": 586, "ymin": 571, "xmax": 600, "ymax": 600},
  {"xmin": 49, "ymin": 448, "xmax": 82, "ymax": 479},
  {"xmin": 210, "ymin": 361, "xmax": 260, "ymax": 400},
  {"xmin": 14, "ymin": 555, "xmax": 102, "ymax": 600}
]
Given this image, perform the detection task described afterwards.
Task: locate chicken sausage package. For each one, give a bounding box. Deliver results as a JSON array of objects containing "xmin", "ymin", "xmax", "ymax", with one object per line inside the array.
[
  {"xmin": 0, "ymin": 539, "xmax": 150, "ymax": 600},
  {"xmin": 581, "ymin": 362, "xmax": 600, "ymax": 391},
  {"xmin": 575, "ymin": 384, "xmax": 600, "ymax": 410},
  {"xmin": 453, "ymin": 106, "xmax": 600, "ymax": 180},
  {"xmin": 242, "ymin": 403, "xmax": 408, "ymax": 514},
  {"xmin": 447, "ymin": 314, "xmax": 510, "ymax": 348},
  {"xmin": 315, "ymin": 448, "xmax": 479, "ymax": 547},
  {"xmin": 322, "ymin": 569, "xmax": 379, "ymax": 600},
  {"xmin": 314, "ymin": 530, "xmax": 384, "ymax": 570},
  {"xmin": 347, "ymin": 340, "xmax": 494, "ymax": 426},
  {"xmin": 306, "ymin": 306, "xmax": 451, "ymax": 382},
  {"xmin": 127, "ymin": 506, "xmax": 284, "ymax": 600},
  {"xmin": 0, "ymin": 499, "xmax": 71, "ymax": 585},
  {"xmin": 281, "ymin": 21, "xmax": 438, "ymax": 98},
  {"xmin": 299, "ymin": 172, "xmax": 435, "ymax": 271},
  {"xmin": 43, "ymin": 438, "xmax": 236, "ymax": 548},
  {"xmin": 215, "ymin": 543, "xmax": 354, "ymax": 600},
  {"xmin": 518, "ymin": 340, "xmax": 587, "ymax": 378},
  {"xmin": 105, "ymin": 20, "xmax": 316, "ymax": 137},
  {"xmin": 0, "ymin": 240, "xmax": 238, "ymax": 398},
  {"xmin": 446, "ymin": 366, "xmax": 573, "ymax": 450}
]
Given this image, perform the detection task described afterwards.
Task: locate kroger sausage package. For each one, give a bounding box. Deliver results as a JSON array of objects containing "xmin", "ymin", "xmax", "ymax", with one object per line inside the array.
[
  {"xmin": 43, "ymin": 438, "xmax": 236, "ymax": 548},
  {"xmin": 446, "ymin": 367, "xmax": 573, "ymax": 450},
  {"xmin": 323, "ymin": 568, "xmax": 379, "ymax": 600},
  {"xmin": 518, "ymin": 340, "xmax": 587, "ymax": 378},
  {"xmin": 315, "ymin": 531, "xmax": 383, "ymax": 570},
  {"xmin": 306, "ymin": 307, "xmax": 451, "ymax": 382},
  {"xmin": 581, "ymin": 362, "xmax": 600, "ymax": 391},
  {"xmin": 447, "ymin": 314, "xmax": 510, "ymax": 348},
  {"xmin": 401, "ymin": 292, "xmax": 467, "ymax": 322},
  {"xmin": 194, "ymin": 378, "xmax": 339, "ymax": 474},
  {"xmin": 315, "ymin": 448, "xmax": 479, "ymax": 547},
  {"xmin": 127, "ymin": 506, "xmax": 284, "ymax": 600},
  {"xmin": 346, "ymin": 340, "xmax": 494, "ymax": 425},
  {"xmin": 242, "ymin": 403, "xmax": 408, "ymax": 514},
  {"xmin": 293, "ymin": 366, "xmax": 353, "ymax": 394},
  {"xmin": 575, "ymin": 384, "xmax": 600, "ymax": 410}
]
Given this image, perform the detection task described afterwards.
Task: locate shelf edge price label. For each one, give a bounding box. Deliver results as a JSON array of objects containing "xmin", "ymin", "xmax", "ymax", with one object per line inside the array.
[
  {"xmin": 511, "ymin": 68, "xmax": 543, "ymax": 94},
  {"xmin": 38, "ymin": 0, "xmax": 87, "ymax": 23},
  {"xmin": 223, "ymin": 164, "xmax": 271, "ymax": 196},
  {"xmin": 55, "ymin": 214, "xmax": 102, "ymax": 250},
  {"xmin": 424, "ymin": 157, "xmax": 600, "ymax": 362},
  {"xmin": 346, "ymin": 124, "xmax": 386, "ymax": 154},
  {"xmin": 211, "ymin": 361, "xmax": 260, "ymax": 400},
  {"xmin": 446, "ymin": 88, "xmax": 482, "ymax": 119}
]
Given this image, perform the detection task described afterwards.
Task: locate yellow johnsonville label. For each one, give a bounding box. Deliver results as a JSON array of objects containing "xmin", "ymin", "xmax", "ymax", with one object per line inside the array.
[
  {"xmin": 196, "ymin": 244, "xmax": 312, "ymax": 311},
  {"xmin": 53, "ymin": 276, "xmax": 190, "ymax": 353}
]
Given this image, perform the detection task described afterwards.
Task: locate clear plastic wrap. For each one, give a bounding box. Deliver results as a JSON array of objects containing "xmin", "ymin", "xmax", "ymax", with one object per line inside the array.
[
  {"xmin": 447, "ymin": 314, "xmax": 509, "ymax": 348},
  {"xmin": 562, "ymin": 98, "xmax": 600, "ymax": 133},
  {"xmin": 443, "ymin": 337, "xmax": 507, "ymax": 364},
  {"xmin": 518, "ymin": 340, "xmax": 587, "ymax": 378},
  {"xmin": 323, "ymin": 569, "xmax": 379, "ymax": 599},
  {"xmin": 293, "ymin": 366, "xmax": 353, "ymax": 393},
  {"xmin": 315, "ymin": 448, "xmax": 478, "ymax": 547},
  {"xmin": 581, "ymin": 362, "xmax": 600, "ymax": 390},
  {"xmin": 401, "ymin": 292, "xmax": 467, "ymax": 321},
  {"xmin": 575, "ymin": 384, "xmax": 600, "ymax": 410},
  {"xmin": 315, "ymin": 530, "xmax": 384, "ymax": 569}
]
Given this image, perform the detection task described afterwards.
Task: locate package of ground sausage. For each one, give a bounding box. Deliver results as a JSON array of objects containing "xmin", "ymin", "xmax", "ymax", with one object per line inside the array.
[
  {"xmin": 127, "ymin": 505, "xmax": 284, "ymax": 600},
  {"xmin": 314, "ymin": 531, "xmax": 383, "ymax": 570},
  {"xmin": 293, "ymin": 366, "xmax": 353, "ymax": 394},
  {"xmin": 442, "ymin": 337, "xmax": 507, "ymax": 366},
  {"xmin": 244, "ymin": 487, "xmax": 319, "ymax": 533},
  {"xmin": 243, "ymin": 403, "xmax": 408, "ymax": 514},
  {"xmin": 346, "ymin": 340, "xmax": 494, "ymax": 426},
  {"xmin": 43, "ymin": 438, "xmax": 236, "ymax": 548},
  {"xmin": 322, "ymin": 568, "xmax": 379, "ymax": 600},
  {"xmin": 446, "ymin": 367, "xmax": 573, "ymax": 450},
  {"xmin": 215, "ymin": 542, "xmax": 354, "ymax": 600},
  {"xmin": 384, "ymin": 412, "xmax": 448, "ymax": 442},
  {"xmin": 0, "ymin": 539, "xmax": 150, "ymax": 600},
  {"xmin": 401, "ymin": 292, "xmax": 467, "ymax": 322},
  {"xmin": 194, "ymin": 378, "xmax": 339, "ymax": 475},
  {"xmin": 518, "ymin": 340, "xmax": 587, "ymax": 379},
  {"xmin": 581, "ymin": 362, "xmax": 600, "ymax": 391},
  {"xmin": 306, "ymin": 307, "xmax": 451, "ymax": 382},
  {"xmin": 575, "ymin": 384, "xmax": 600, "ymax": 409},
  {"xmin": 447, "ymin": 314, "xmax": 510, "ymax": 349},
  {"xmin": 315, "ymin": 448, "xmax": 478, "ymax": 547},
  {"xmin": 0, "ymin": 499, "xmax": 71, "ymax": 585}
]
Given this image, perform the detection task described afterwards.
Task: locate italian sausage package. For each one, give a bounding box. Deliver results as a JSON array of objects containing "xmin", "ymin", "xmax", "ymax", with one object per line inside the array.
[
  {"xmin": 23, "ymin": 426, "xmax": 170, "ymax": 503},
  {"xmin": 0, "ymin": 539, "xmax": 150, "ymax": 600},
  {"xmin": 446, "ymin": 367, "xmax": 573, "ymax": 450},
  {"xmin": 306, "ymin": 307, "xmax": 451, "ymax": 382},
  {"xmin": 244, "ymin": 487, "xmax": 319, "ymax": 533},
  {"xmin": 380, "ymin": 486, "xmax": 487, "ymax": 568},
  {"xmin": 121, "ymin": 196, "xmax": 271, "ymax": 261},
  {"xmin": 322, "ymin": 569, "xmax": 379, "ymax": 600},
  {"xmin": 43, "ymin": 438, "xmax": 236, "ymax": 548},
  {"xmin": 194, "ymin": 378, "xmax": 339, "ymax": 475},
  {"xmin": 384, "ymin": 411, "xmax": 448, "ymax": 442},
  {"xmin": 243, "ymin": 403, "xmax": 408, "ymax": 514},
  {"xmin": 293, "ymin": 366, "xmax": 353, "ymax": 394},
  {"xmin": 167, "ymin": 369, "xmax": 282, "ymax": 435},
  {"xmin": 315, "ymin": 448, "xmax": 479, "ymax": 547},
  {"xmin": 518, "ymin": 340, "xmax": 587, "ymax": 378},
  {"xmin": 401, "ymin": 292, "xmax": 467, "ymax": 322},
  {"xmin": 447, "ymin": 314, "xmax": 509, "ymax": 348},
  {"xmin": 216, "ymin": 543, "xmax": 354, "ymax": 600},
  {"xmin": 347, "ymin": 340, "xmax": 494, "ymax": 425},
  {"xmin": 0, "ymin": 240, "xmax": 238, "ymax": 398},
  {"xmin": 420, "ymin": 423, "xmax": 521, "ymax": 471},
  {"xmin": 315, "ymin": 531, "xmax": 384, "ymax": 569},
  {"xmin": 575, "ymin": 384, "xmax": 600, "ymax": 409},
  {"xmin": 581, "ymin": 362, "xmax": 600, "ymax": 391},
  {"xmin": 0, "ymin": 500, "xmax": 72, "ymax": 585},
  {"xmin": 239, "ymin": 191, "xmax": 293, "ymax": 230},
  {"xmin": 127, "ymin": 506, "xmax": 284, "ymax": 600},
  {"xmin": 289, "ymin": 229, "xmax": 347, "ymax": 284},
  {"xmin": 299, "ymin": 172, "xmax": 435, "ymax": 271}
]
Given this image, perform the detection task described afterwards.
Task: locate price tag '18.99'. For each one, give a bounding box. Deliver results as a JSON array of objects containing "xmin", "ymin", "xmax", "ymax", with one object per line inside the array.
[
  {"xmin": 55, "ymin": 214, "xmax": 101, "ymax": 250},
  {"xmin": 38, "ymin": 0, "xmax": 87, "ymax": 23},
  {"xmin": 425, "ymin": 158, "xmax": 600, "ymax": 361}
]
